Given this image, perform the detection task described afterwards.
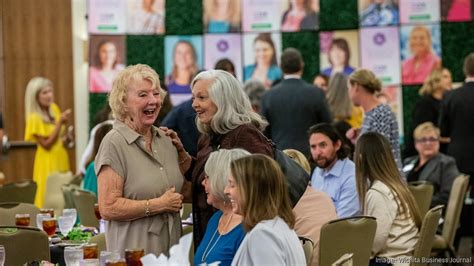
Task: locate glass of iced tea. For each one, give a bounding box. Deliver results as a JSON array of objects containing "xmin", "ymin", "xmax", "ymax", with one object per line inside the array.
[
  {"xmin": 42, "ymin": 217, "xmax": 57, "ymax": 236},
  {"xmin": 15, "ymin": 213, "xmax": 30, "ymax": 226},
  {"xmin": 94, "ymin": 204, "xmax": 101, "ymax": 220},
  {"xmin": 83, "ymin": 243, "xmax": 99, "ymax": 259},
  {"xmin": 40, "ymin": 208, "xmax": 55, "ymax": 218},
  {"xmin": 125, "ymin": 248, "xmax": 144, "ymax": 266}
]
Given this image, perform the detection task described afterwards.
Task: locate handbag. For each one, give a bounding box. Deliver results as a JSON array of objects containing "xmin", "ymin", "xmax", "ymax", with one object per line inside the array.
[{"xmin": 272, "ymin": 146, "xmax": 310, "ymax": 207}]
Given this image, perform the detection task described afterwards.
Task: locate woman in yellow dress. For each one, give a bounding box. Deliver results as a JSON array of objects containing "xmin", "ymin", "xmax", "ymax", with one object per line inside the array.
[{"xmin": 24, "ymin": 77, "xmax": 72, "ymax": 207}]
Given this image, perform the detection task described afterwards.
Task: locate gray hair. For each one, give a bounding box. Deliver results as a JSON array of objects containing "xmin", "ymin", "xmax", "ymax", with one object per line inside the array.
[
  {"xmin": 326, "ymin": 73, "xmax": 353, "ymax": 120},
  {"xmin": 243, "ymin": 79, "xmax": 266, "ymax": 111},
  {"xmin": 204, "ymin": 148, "xmax": 251, "ymax": 202},
  {"xmin": 109, "ymin": 64, "xmax": 166, "ymax": 121},
  {"xmin": 192, "ymin": 70, "xmax": 268, "ymax": 135},
  {"xmin": 24, "ymin": 77, "xmax": 54, "ymax": 121}
]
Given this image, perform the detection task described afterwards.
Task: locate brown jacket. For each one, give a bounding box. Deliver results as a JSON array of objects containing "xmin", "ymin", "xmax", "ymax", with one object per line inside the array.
[{"xmin": 190, "ymin": 123, "xmax": 273, "ymax": 247}]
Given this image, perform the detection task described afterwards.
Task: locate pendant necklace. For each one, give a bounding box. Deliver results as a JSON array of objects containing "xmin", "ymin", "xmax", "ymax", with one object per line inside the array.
[{"xmin": 201, "ymin": 213, "xmax": 234, "ymax": 263}]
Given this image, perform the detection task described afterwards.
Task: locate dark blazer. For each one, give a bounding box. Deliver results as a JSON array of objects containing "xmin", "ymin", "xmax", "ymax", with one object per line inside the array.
[
  {"xmin": 261, "ymin": 78, "xmax": 331, "ymax": 156},
  {"xmin": 403, "ymin": 153, "xmax": 460, "ymax": 207},
  {"xmin": 161, "ymin": 99, "xmax": 199, "ymax": 157},
  {"xmin": 439, "ymin": 81, "xmax": 474, "ymax": 174},
  {"xmin": 190, "ymin": 124, "xmax": 273, "ymax": 247}
]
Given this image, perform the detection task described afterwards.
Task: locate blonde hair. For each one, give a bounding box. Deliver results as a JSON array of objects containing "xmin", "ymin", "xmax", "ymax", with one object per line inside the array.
[
  {"xmin": 283, "ymin": 149, "xmax": 311, "ymax": 175},
  {"xmin": 192, "ymin": 70, "xmax": 268, "ymax": 135},
  {"xmin": 109, "ymin": 64, "xmax": 166, "ymax": 122},
  {"xmin": 327, "ymin": 73, "xmax": 353, "ymax": 120},
  {"xmin": 419, "ymin": 68, "xmax": 444, "ymax": 96},
  {"xmin": 230, "ymin": 154, "xmax": 295, "ymax": 232},
  {"xmin": 410, "ymin": 26, "xmax": 432, "ymax": 54},
  {"xmin": 203, "ymin": 0, "xmax": 241, "ymax": 30},
  {"xmin": 204, "ymin": 148, "xmax": 251, "ymax": 202},
  {"xmin": 348, "ymin": 69, "xmax": 382, "ymax": 94},
  {"xmin": 24, "ymin": 77, "xmax": 54, "ymax": 121},
  {"xmin": 355, "ymin": 132, "xmax": 422, "ymax": 229},
  {"xmin": 413, "ymin": 122, "xmax": 440, "ymax": 140}
]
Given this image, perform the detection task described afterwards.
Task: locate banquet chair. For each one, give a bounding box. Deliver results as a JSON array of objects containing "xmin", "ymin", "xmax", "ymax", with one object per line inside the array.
[
  {"xmin": 432, "ymin": 174, "xmax": 469, "ymax": 257},
  {"xmin": 299, "ymin": 235, "xmax": 315, "ymax": 266},
  {"xmin": 72, "ymin": 189, "xmax": 99, "ymax": 228},
  {"xmin": 0, "ymin": 226, "xmax": 50, "ymax": 266},
  {"xmin": 332, "ymin": 253, "xmax": 353, "ymax": 266},
  {"xmin": 89, "ymin": 233, "xmax": 107, "ymax": 252},
  {"xmin": 411, "ymin": 205, "xmax": 443, "ymax": 266},
  {"xmin": 62, "ymin": 183, "xmax": 80, "ymax": 209},
  {"xmin": 43, "ymin": 171, "xmax": 74, "ymax": 217},
  {"xmin": 408, "ymin": 181, "xmax": 434, "ymax": 218},
  {"xmin": 0, "ymin": 180, "xmax": 37, "ymax": 204},
  {"xmin": 0, "ymin": 202, "xmax": 40, "ymax": 226},
  {"xmin": 319, "ymin": 216, "xmax": 376, "ymax": 266}
]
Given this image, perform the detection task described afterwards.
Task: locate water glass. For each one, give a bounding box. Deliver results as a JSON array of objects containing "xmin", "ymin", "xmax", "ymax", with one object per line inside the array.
[
  {"xmin": 42, "ymin": 217, "xmax": 57, "ymax": 236},
  {"xmin": 99, "ymin": 251, "xmax": 120, "ymax": 266},
  {"xmin": 0, "ymin": 245, "xmax": 5, "ymax": 266},
  {"xmin": 64, "ymin": 246, "xmax": 83, "ymax": 266},
  {"xmin": 37, "ymin": 213, "xmax": 51, "ymax": 229},
  {"xmin": 58, "ymin": 215, "xmax": 74, "ymax": 236},
  {"xmin": 81, "ymin": 259, "xmax": 100, "ymax": 266},
  {"xmin": 63, "ymin": 208, "xmax": 77, "ymax": 225},
  {"xmin": 15, "ymin": 213, "xmax": 30, "ymax": 226}
]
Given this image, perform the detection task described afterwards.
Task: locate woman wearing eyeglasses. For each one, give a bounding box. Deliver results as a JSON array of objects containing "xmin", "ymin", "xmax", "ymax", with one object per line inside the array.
[{"xmin": 403, "ymin": 122, "xmax": 459, "ymax": 208}]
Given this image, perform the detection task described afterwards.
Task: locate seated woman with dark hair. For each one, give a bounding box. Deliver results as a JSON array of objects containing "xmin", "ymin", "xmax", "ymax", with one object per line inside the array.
[{"xmin": 403, "ymin": 122, "xmax": 459, "ymax": 208}]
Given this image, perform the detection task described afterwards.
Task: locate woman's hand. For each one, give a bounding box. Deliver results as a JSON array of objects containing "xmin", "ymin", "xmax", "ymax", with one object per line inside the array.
[
  {"xmin": 60, "ymin": 109, "xmax": 72, "ymax": 124},
  {"xmin": 346, "ymin": 127, "xmax": 360, "ymax": 144},
  {"xmin": 160, "ymin": 127, "xmax": 185, "ymax": 152},
  {"xmin": 156, "ymin": 187, "xmax": 183, "ymax": 213}
]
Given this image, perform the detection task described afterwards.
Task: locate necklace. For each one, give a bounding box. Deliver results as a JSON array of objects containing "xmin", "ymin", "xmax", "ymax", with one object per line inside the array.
[{"xmin": 201, "ymin": 213, "xmax": 234, "ymax": 263}]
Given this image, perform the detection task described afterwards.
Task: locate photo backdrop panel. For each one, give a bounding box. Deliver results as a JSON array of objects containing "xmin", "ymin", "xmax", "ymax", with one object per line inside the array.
[
  {"xmin": 319, "ymin": 30, "xmax": 360, "ymax": 77},
  {"xmin": 126, "ymin": 35, "xmax": 165, "ymax": 78},
  {"xmin": 399, "ymin": 0, "xmax": 440, "ymax": 24},
  {"xmin": 204, "ymin": 34, "xmax": 243, "ymax": 81},
  {"xmin": 400, "ymin": 23, "xmax": 441, "ymax": 85},
  {"xmin": 282, "ymin": 31, "xmax": 319, "ymax": 82},
  {"xmin": 165, "ymin": 0, "xmax": 203, "ymax": 34},
  {"xmin": 441, "ymin": 21, "xmax": 474, "ymax": 82},
  {"xmin": 441, "ymin": 0, "xmax": 472, "ymax": 22},
  {"xmin": 243, "ymin": 32, "xmax": 282, "ymax": 88},
  {"xmin": 89, "ymin": 35, "xmax": 126, "ymax": 93},
  {"xmin": 89, "ymin": 93, "xmax": 109, "ymax": 130},
  {"xmin": 360, "ymin": 26, "xmax": 401, "ymax": 85},
  {"xmin": 242, "ymin": 0, "xmax": 284, "ymax": 32},
  {"xmin": 88, "ymin": 0, "xmax": 127, "ymax": 34},
  {"xmin": 358, "ymin": 0, "xmax": 400, "ymax": 27},
  {"xmin": 280, "ymin": 0, "xmax": 320, "ymax": 32},
  {"xmin": 164, "ymin": 35, "xmax": 203, "ymax": 105},
  {"xmin": 126, "ymin": 0, "xmax": 165, "ymax": 34},
  {"xmin": 320, "ymin": 0, "xmax": 358, "ymax": 30},
  {"xmin": 203, "ymin": 0, "xmax": 242, "ymax": 33}
]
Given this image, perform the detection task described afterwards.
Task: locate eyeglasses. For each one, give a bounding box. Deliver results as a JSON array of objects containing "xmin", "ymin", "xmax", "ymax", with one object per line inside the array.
[{"xmin": 415, "ymin": 137, "xmax": 439, "ymax": 143}]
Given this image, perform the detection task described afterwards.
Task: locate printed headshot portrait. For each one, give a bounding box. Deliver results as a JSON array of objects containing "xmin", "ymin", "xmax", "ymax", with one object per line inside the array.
[
  {"xmin": 400, "ymin": 24, "xmax": 441, "ymax": 85},
  {"xmin": 89, "ymin": 35, "xmax": 126, "ymax": 93},
  {"xmin": 281, "ymin": 0, "xmax": 320, "ymax": 31},
  {"xmin": 203, "ymin": 0, "xmax": 241, "ymax": 33},
  {"xmin": 359, "ymin": 0, "xmax": 399, "ymax": 27},
  {"xmin": 126, "ymin": 0, "xmax": 165, "ymax": 34},
  {"xmin": 319, "ymin": 30, "xmax": 360, "ymax": 77}
]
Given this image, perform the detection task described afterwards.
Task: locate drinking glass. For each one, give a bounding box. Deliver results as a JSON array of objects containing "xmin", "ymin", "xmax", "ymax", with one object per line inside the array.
[
  {"xmin": 94, "ymin": 204, "xmax": 101, "ymax": 220},
  {"xmin": 64, "ymin": 246, "xmax": 83, "ymax": 266},
  {"xmin": 36, "ymin": 213, "xmax": 51, "ymax": 230},
  {"xmin": 99, "ymin": 251, "xmax": 120, "ymax": 266},
  {"xmin": 80, "ymin": 259, "xmax": 100, "ymax": 266},
  {"xmin": 0, "ymin": 245, "xmax": 5, "ymax": 266},
  {"xmin": 42, "ymin": 217, "xmax": 57, "ymax": 236},
  {"xmin": 125, "ymin": 248, "xmax": 144, "ymax": 266},
  {"xmin": 105, "ymin": 259, "xmax": 126, "ymax": 266},
  {"xmin": 58, "ymin": 215, "xmax": 74, "ymax": 236},
  {"xmin": 40, "ymin": 208, "xmax": 55, "ymax": 218},
  {"xmin": 63, "ymin": 208, "xmax": 77, "ymax": 225},
  {"xmin": 15, "ymin": 214, "xmax": 30, "ymax": 226},
  {"xmin": 83, "ymin": 243, "xmax": 99, "ymax": 259}
]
